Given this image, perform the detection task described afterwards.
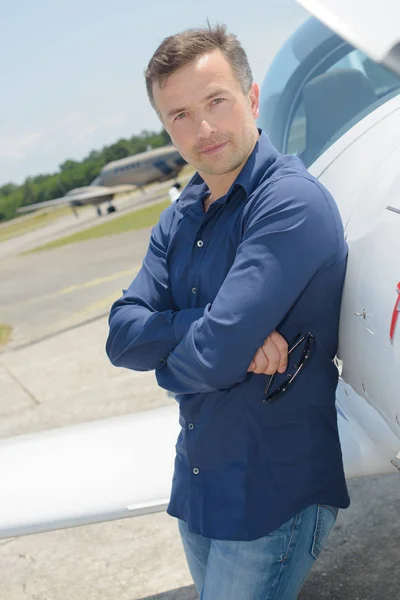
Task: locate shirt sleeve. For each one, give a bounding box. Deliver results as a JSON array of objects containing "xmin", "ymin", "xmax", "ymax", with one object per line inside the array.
[
  {"xmin": 156, "ymin": 176, "xmax": 344, "ymax": 394},
  {"xmin": 106, "ymin": 208, "xmax": 204, "ymax": 371}
]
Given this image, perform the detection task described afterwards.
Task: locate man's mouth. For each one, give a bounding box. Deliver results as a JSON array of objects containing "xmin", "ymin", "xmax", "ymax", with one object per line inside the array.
[{"xmin": 198, "ymin": 141, "xmax": 228, "ymax": 155}]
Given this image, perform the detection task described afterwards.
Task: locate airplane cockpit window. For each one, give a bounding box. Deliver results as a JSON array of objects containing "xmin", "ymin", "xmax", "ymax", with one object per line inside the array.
[{"xmin": 258, "ymin": 18, "xmax": 400, "ymax": 168}]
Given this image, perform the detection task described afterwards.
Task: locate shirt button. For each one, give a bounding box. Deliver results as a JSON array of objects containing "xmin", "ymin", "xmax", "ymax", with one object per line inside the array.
[
  {"xmin": 188, "ymin": 423, "xmax": 195, "ymax": 430},
  {"xmin": 192, "ymin": 287, "xmax": 197, "ymax": 294},
  {"xmin": 193, "ymin": 468, "xmax": 200, "ymax": 475},
  {"xmin": 197, "ymin": 240, "xmax": 204, "ymax": 248}
]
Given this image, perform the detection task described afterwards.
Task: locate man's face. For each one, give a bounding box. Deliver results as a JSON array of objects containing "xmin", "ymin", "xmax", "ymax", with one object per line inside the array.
[{"xmin": 152, "ymin": 50, "xmax": 259, "ymax": 177}]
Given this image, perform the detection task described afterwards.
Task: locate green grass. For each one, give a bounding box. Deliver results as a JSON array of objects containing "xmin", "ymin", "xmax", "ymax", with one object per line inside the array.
[
  {"xmin": 0, "ymin": 323, "xmax": 12, "ymax": 350},
  {"xmin": 0, "ymin": 206, "xmax": 76, "ymax": 243},
  {"xmin": 24, "ymin": 199, "xmax": 170, "ymax": 254}
]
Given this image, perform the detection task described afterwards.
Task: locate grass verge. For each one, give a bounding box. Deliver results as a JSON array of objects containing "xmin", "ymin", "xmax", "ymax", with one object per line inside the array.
[
  {"xmin": 0, "ymin": 206, "xmax": 75, "ymax": 243},
  {"xmin": 0, "ymin": 323, "xmax": 12, "ymax": 350},
  {"xmin": 24, "ymin": 199, "xmax": 170, "ymax": 254}
]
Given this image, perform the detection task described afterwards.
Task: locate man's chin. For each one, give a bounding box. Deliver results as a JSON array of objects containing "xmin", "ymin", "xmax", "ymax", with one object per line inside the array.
[
  {"xmin": 197, "ymin": 165, "xmax": 231, "ymax": 176},
  {"xmin": 193, "ymin": 155, "xmax": 240, "ymax": 175},
  {"xmin": 202, "ymin": 160, "xmax": 245, "ymax": 176}
]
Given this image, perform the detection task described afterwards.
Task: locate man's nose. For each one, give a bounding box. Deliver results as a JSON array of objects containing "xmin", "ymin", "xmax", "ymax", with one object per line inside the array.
[{"xmin": 197, "ymin": 119, "xmax": 216, "ymax": 139}]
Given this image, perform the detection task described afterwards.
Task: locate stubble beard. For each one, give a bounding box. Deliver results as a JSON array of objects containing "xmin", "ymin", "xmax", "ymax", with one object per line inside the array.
[
  {"xmin": 192, "ymin": 126, "xmax": 258, "ymax": 176},
  {"xmin": 194, "ymin": 145, "xmax": 245, "ymax": 175}
]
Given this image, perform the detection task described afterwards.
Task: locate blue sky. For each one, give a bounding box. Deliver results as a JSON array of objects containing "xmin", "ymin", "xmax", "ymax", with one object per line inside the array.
[{"xmin": 0, "ymin": 0, "xmax": 307, "ymax": 186}]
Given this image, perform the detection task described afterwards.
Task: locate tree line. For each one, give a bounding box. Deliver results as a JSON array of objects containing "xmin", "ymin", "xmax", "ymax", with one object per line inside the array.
[{"xmin": 0, "ymin": 129, "xmax": 170, "ymax": 222}]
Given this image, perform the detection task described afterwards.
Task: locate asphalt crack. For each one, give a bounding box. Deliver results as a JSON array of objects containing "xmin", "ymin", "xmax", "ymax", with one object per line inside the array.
[{"xmin": 0, "ymin": 358, "xmax": 41, "ymax": 405}]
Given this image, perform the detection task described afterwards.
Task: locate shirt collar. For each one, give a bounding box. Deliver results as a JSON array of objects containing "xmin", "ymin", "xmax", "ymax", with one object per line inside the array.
[
  {"xmin": 232, "ymin": 130, "xmax": 278, "ymax": 199},
  {"xmin": 177, "ymin": 129, "xmax": 278, "ymax": 210}
]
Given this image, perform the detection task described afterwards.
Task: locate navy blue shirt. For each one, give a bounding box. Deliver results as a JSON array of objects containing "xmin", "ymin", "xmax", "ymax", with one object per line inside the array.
[{"xmin": 106, "ymin": 131, "xmax": 350, "ymax": 541}]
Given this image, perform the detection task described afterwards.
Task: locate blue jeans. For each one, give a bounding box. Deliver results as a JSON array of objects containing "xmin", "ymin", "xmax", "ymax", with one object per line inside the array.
[{"xmin": 178, "ymin": 504, "xmax": 338, "ymax": 599}]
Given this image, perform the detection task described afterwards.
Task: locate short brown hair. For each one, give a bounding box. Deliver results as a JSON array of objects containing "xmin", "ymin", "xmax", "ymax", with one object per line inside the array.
[{"xmin": 145, "ymin": 23, "xmax": 253, "ymax": 110}]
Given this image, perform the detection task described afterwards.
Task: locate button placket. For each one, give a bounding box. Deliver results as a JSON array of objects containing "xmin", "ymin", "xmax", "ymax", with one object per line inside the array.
[{"xmin": 188, "ymin": 209, "xmax": 214, "ymax": 304}]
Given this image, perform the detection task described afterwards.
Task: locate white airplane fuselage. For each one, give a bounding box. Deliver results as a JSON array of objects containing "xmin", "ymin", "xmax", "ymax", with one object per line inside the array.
[{"xmin": 309, "ymin": 95, "xmax": 400, "ymax": 477}]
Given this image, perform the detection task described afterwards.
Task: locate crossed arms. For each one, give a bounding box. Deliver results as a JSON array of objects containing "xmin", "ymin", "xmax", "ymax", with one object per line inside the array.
[{"xmin": 106, "ymin": 177, "xmax": 334, "ymax": 394}]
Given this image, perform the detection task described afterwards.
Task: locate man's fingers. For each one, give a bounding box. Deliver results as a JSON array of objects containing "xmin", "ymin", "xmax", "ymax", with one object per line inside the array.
[
  {"xmin": 260, "ymin": 337, "xmax": 281, "ymax": 375},
  {"xmin": 269, "ymin": 331, "xmax": 289, "ymax": 373},
  {"xmin": 250, "ymin": 347, "xmax": 269, "ymax": 374},
  {"xmin": 248, "ymin": 331, "xmax": 289, "ymax": 375}
]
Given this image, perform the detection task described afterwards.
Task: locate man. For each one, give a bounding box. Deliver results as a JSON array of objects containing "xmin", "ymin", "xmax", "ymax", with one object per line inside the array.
[{"xmin": 106, "ymin": 23, "xmax": 350, "ymax": 599}]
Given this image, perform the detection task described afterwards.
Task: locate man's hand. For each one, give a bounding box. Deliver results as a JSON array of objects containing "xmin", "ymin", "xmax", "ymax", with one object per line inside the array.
[{"xmin": 247, "ymin": 331, "xmax": 288, "ymax": 375}]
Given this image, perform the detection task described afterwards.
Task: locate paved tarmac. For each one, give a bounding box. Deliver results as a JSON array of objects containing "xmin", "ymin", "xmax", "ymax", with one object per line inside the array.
[{"xmin": 0, "ymin": 198, "xmax": 399, "ymax": 599}]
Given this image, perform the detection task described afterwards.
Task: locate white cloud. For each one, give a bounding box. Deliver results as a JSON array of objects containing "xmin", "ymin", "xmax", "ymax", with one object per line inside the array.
[{"xmin": 0, "ymin": 130, "xmax": 47, "ymax": 161}]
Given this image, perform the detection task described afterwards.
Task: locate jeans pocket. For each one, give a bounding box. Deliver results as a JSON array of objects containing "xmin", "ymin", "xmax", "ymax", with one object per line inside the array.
[{"xmin": 310, "ymin": 504, "xmax": 338, "ymax": 560}]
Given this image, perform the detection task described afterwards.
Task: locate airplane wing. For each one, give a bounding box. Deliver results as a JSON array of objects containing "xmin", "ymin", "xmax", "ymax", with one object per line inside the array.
[
  {"xmin": 296, "ymin": 0, "xmax": 400, "ymax": 75},
  {"xmin": 0, "ymin": 406, "xmax": 180, "ymax": 539},
  {"xmin": 1, "ymin": 384, "xmax": 399, "ymax": 540},
  {"xmin": 17, "ymin": 184, "xmax": 136, "ymax": 214}
]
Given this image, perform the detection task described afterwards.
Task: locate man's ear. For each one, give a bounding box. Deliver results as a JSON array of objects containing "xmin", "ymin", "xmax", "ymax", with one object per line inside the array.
[{"xmin": 249, "ymin": 82, "xmax": 259, "ymax": 120}]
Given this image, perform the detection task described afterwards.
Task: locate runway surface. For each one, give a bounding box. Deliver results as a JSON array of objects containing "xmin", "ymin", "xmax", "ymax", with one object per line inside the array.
[{"xmin": 0, "ymin": 184, "xmax": 171, "ymax": 347}]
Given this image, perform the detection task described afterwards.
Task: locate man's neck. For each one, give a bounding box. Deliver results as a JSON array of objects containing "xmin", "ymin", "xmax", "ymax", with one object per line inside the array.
[
  {"xmin": 199, "ymin": 131, "xmax": 260, "ymax": 207},
  {"xmin": 201, "ymin": 167, "xmax": 243, "ymax": 205}
]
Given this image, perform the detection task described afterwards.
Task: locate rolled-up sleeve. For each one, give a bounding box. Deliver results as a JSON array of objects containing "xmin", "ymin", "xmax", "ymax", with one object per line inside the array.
[
  {"xmin": 156, "ymin": 177, "xmax": 340, "ymax": 394},
  {"xmin": 106, "ymin": 209, "xmax": 204, "ymax": 371}
]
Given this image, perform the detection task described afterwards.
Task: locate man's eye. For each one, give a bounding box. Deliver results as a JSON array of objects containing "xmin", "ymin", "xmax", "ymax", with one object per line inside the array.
[
  {"xmin": 211, "ymin": 98, "xmax": 224, "ymax": 105},
  {"xmin": 175, "ymin": 112, "xmax": 187, "ymax": 121}
]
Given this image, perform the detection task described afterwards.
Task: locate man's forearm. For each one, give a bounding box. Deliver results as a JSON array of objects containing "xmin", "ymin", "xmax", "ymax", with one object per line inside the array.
[{"xmin": 106, "ymin": 304, "xmax": 204, "ymax": 371}]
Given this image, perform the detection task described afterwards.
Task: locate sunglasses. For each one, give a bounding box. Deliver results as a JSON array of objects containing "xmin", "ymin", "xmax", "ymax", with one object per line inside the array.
[{"xmin": 262, "ymin": 331, "xmax": 315, "ymax": 403}]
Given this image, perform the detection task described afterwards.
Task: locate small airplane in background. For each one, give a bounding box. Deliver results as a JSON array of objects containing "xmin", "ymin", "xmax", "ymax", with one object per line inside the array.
[{"xmin": 17, "ymin": 145, "xmax": 186, "ymax": 217}]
